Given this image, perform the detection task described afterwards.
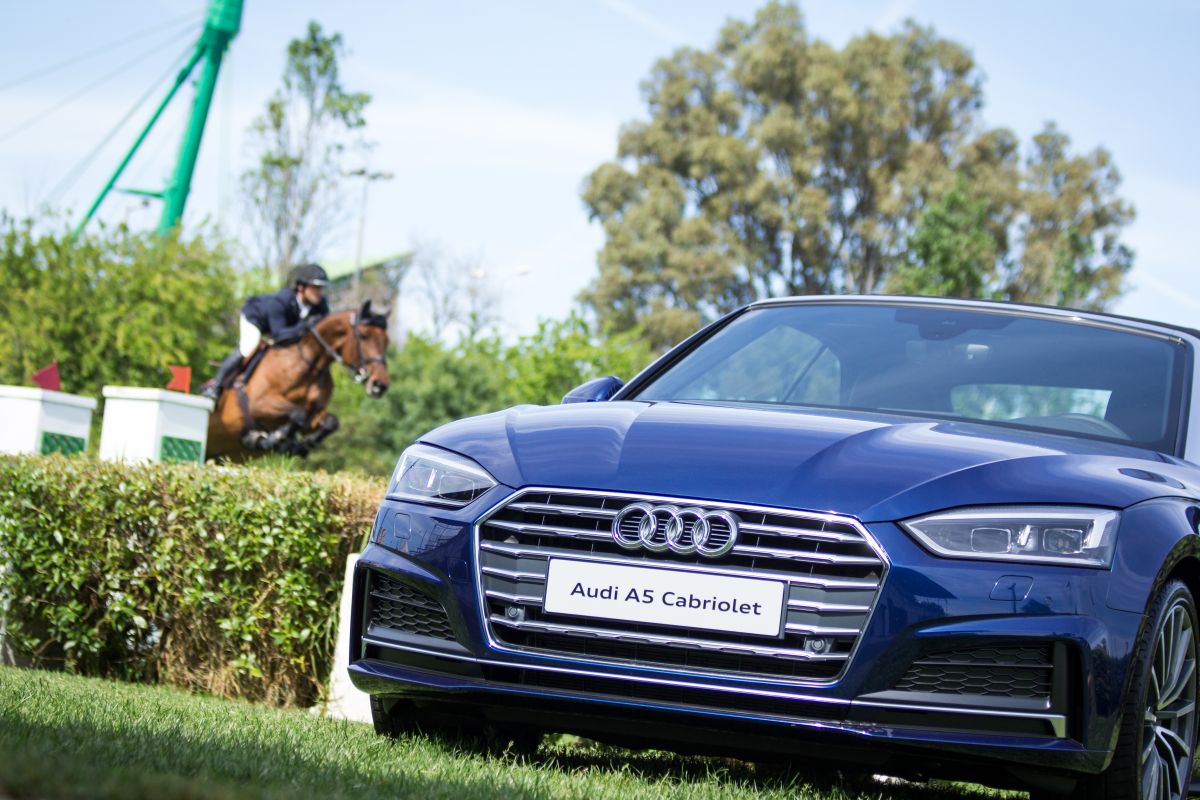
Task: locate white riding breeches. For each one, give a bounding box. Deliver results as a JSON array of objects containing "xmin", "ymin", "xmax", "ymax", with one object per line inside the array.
[{"xmin": 238, "ymin": 314, "xmax": 263, "ymax": 358}]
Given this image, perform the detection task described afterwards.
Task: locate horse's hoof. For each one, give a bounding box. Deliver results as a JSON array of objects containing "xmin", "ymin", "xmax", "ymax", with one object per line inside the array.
[{"xmin": 241, "ymin": 431, "xmax": 271, "ymax": 451}]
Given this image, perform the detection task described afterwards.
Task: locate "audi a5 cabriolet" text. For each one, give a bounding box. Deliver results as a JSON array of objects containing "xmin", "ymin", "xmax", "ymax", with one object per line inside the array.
[{"xmin": 351, "ymin": 296, "xmax": 1200, "ymax": 800}]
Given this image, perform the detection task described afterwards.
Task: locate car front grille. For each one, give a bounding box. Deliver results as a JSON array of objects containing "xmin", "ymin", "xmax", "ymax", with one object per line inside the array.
[
  {"xmin": 476, "ymin": 489, "xmax": 886, "ymax": 683},
  {"xmin": 367, "ymin": 573, "xmax": 456, "ymax": 641},
  {"xmin": 894, "ymin": 644, "xmax": 1054, "ymax": 698}
]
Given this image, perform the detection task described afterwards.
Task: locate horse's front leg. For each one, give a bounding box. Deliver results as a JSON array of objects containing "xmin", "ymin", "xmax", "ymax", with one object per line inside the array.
[
  {"xmin": 244, "ymin": 407, "xmax": 309, "ymax": 452},
  {"xmin": 292, "ymin": 409, "xmax": 339, "ymax": 456}
]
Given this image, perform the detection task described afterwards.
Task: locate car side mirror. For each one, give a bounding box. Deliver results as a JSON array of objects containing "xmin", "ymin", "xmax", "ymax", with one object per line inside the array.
[{"xmin": 562, "ymin": 376, "xmax": 625, "ymax": 404}]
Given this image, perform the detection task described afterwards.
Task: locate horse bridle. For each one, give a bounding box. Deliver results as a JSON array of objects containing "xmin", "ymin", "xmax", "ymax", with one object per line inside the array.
[{"xmin": 309, "ymin": 313, "xmax": 385, "ymax": 383}]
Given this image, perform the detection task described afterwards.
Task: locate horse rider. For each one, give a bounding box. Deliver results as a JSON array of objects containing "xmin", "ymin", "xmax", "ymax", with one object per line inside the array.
[{"xmin": 200, "ymin": 263, "xmax": 332, "ymax": 401}]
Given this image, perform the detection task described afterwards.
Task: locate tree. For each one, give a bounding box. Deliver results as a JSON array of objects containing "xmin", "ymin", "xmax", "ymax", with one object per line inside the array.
[
  {"xmin": 582, "ymin": 2, "xmax": 1134, "ymax": 349},
  {"xmin": 241, "ymin": 22, "xmax": 371, "ymax": 281},
  {"xmin": 886, "ymin": 178, "xmax": 995, "ymax": 298},
  {"xmin": 407, "ymin": 240, "xmax": 501, "ymax": 342},
  {"xmin": 999, "ymin": 124, "xmax": 1134, "ymax": 309},
  {"xmin": 0, "ymin": 214, "xmax": 241, "ymax": 397},
  {"xmin": 888, "ymin": 127, "xmax": 1135, "ymax": 306},
  {"xmin": 504, "ymin": 313, "xmax": 653, "ymax": 406}
]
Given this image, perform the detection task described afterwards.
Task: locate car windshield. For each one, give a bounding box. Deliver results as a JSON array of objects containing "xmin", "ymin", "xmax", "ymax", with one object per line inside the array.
[{"xmin": 633, "ymin": 303, "xmax": 1189, "ymax": 453}]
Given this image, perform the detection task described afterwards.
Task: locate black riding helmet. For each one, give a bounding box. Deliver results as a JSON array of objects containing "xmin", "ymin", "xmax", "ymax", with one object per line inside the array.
[{"xmin": 294, "ymin": 263, "xmax": 329, "ymax": 287}]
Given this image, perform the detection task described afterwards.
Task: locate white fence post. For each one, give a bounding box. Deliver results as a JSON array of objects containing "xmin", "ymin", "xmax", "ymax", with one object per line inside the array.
[
  {"xmin": 0, "ymin": 558, "xmax": 10, "ymax": 666},
  {"xmin": 322, "ymin": 553, "xmax": 372, "ymax": 722}
]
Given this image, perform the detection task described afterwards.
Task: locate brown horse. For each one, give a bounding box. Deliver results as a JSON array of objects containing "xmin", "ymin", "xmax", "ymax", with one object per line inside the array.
[{"xmin": 205, "ymin": 302, "xmax": 390, "ymax": 461}]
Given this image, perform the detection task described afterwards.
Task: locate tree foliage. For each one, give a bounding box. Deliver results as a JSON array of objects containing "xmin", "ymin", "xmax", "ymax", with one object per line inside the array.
[
  {"xmin": 0, "ymin": 215, "xmax": 240, "ymax": 396},
  {"xmin": 241, "ymin": 21, "xmax": 371, "ymax": 280},
  {"xmin": 307, "ymin": 314, "xmax": 653, "ymax": 475},
  {"xmin": 885, "ymin": 178, "xmax": 995, "ymax": 298},
  {"xmin": 505, "ymin": 314, "xmax": 650, "ymax": 407},
  {"xmin": 582, "ymin": 2, "xmax": 1134, "ymax": 348}
]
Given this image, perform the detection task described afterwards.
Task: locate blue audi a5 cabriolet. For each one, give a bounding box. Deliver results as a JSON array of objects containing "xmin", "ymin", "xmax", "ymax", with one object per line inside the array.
[{"xmin": 351, "ymin": 296, "xmax": 1200, "ymax": 800}]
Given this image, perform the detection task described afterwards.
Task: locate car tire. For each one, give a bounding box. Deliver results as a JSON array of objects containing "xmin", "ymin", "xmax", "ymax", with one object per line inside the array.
[
  {"xmin": 1035, "ymin": 578, "xmax": 1199, "ymax": 800},
  {"xmin": 370, "ymin": 696, "xmax": 542, "ymax": 758},
  {"xmin": 370, "ymin": 695, "xmax": 409, "ymax": 738}
]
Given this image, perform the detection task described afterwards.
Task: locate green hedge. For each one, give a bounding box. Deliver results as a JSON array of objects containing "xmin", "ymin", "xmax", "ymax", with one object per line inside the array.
[{"xmin": 0, "ymin": 455, "xmax": 382, "ymax": 707}]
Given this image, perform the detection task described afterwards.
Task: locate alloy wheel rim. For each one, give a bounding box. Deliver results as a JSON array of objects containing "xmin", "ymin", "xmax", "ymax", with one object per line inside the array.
[{"xmin": 1142, "ymin": 598, "xmax": 1198, "ymax": 800}]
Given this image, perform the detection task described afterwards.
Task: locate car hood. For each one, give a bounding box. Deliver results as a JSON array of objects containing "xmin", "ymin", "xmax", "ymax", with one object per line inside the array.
[{"xmin": 422, "ymin": 401, "xmax": 1199, "ymax": 521}]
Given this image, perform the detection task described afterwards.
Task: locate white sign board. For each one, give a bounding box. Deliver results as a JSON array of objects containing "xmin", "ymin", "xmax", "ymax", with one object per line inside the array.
[{"xmin": 543, "ymin": 558, "xmax": 786, "ymax": 637}]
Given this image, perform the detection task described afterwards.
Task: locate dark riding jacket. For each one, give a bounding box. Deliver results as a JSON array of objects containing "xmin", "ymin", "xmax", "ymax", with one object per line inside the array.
[{"xmin": 242, "ymin": 287, "xmax": 330, "ymax": 344}]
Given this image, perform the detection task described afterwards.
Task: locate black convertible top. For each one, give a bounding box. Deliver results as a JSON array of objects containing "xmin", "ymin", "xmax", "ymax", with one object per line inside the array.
[{"xmin": 753, "ymin": 295, "xmax": 1200, "ymax": 342}]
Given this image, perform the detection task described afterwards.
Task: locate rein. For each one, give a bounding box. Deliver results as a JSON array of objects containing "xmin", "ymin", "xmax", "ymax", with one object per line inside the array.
[{"xmin": 308, "ymin": 313, "xmax": 385, "ymax": 383}]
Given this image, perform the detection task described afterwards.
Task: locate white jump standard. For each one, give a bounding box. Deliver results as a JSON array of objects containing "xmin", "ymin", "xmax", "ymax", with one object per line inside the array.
[
  {"xmin": 0, "ymin": 386, "xmax": 97, "ymax": 456},
  {"xmin": 98, "ymin": 386, "xmax": 214, "ymax": 464}
]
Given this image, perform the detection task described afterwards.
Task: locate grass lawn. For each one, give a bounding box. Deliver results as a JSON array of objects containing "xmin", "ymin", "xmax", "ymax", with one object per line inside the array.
[{"xmin": 0, "ymin": 665, "xmax": 1019, "ymax": 800}]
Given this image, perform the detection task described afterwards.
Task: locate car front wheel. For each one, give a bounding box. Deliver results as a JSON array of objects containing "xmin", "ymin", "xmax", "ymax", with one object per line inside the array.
[{"xmin": 1040, "ymin": 578, "xmax": 1199, "ymax": 800}]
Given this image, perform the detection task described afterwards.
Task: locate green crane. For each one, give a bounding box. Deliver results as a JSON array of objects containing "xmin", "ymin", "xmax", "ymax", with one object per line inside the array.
[{"xmin": 74, "ymin": 0, "xmax": 243, "ymax": 237}]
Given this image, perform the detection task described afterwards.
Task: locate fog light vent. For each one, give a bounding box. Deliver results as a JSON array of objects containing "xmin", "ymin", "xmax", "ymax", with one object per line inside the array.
[
  {"xmin": 895, "ymin": 643, "xmax": 1053, "ymax": 699},
  {"xmin": 368, "ymin": 573, "xmax": 456, "ymax": 641}
]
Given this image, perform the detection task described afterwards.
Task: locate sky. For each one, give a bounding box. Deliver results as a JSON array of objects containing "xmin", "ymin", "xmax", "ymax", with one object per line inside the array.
[{"xmin": 2, "ymin": 1, "xmax": 1199, "ymax": 339}]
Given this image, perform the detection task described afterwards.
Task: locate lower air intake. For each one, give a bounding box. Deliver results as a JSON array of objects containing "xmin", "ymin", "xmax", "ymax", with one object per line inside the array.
[
  {"xmin": 894, "ymin": 644, "xmax": 1054, "ymax": 699},
  {"xmin": 367, "ymin": 573, "xmax": 456, "ymax": 641}
]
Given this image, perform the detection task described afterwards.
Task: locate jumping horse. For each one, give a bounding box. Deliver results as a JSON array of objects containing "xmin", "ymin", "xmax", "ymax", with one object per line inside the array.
[{"xmin": 205, "ymin": 301, "xmax": 390, "ymax": 460}]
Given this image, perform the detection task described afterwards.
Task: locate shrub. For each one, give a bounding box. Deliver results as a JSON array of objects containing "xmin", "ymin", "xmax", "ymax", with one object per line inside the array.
[
  {"xmin": 0, "ymin": 455, "xmax": 381, "ymax": 707},
  {"xmin": 0, "ymin": 215, "xmax": 250, "ymax": 397}
]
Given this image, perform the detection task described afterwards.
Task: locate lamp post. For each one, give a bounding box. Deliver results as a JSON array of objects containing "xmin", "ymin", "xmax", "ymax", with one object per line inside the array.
[{"xmin": 344, "ymin": 167, "xmax": 394, "ymax": 299}]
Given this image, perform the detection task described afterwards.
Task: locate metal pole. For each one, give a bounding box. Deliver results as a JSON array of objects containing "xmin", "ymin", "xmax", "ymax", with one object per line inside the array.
[
  {"xmin": 157, "ymin": 0, "xmax": 243, "ymax": 235},
  {"xmin": 344, "ymin": 168, "xmax": 393, "ymax": 299},
  {"xmin": 74, "ymin": 0, "xmax": 242, "ymax": 237},
  {"xmin": 353, "ymin": 176, "xmax": 369, "ymax": 299},
  {"xmin": 72, "ymin": 46, "xmax": 203, "ymax": 238}
]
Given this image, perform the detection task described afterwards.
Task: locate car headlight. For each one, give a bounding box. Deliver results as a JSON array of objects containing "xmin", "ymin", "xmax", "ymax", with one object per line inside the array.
[
  {"xmin": 901, "ymin": 506, "xmax": 1120, "ymax": 568},
  {"xmin": 386, "ymin": 444, "xmax": 496, "ymax": 507}
]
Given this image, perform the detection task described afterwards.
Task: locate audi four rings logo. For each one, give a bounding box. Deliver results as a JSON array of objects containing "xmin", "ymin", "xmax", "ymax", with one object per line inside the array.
[{"xmin": 612, "ymin": 502, "xmax": 740, "ymax": 558}]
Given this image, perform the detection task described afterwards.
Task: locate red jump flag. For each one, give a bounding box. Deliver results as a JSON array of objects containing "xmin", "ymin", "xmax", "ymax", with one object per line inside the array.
[
  {"xmin": 166, "ymin": 365, "xmax": 192, "ymax": 394},
  {"xmin": 31, "ymin": 362, "xmax": 61, "ymax": 391}
]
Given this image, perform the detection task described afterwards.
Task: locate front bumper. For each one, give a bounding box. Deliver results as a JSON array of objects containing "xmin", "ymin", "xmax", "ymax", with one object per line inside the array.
[{"xmin": 349, "ymin": 488, "xmax": 1147, "ymax": 780}]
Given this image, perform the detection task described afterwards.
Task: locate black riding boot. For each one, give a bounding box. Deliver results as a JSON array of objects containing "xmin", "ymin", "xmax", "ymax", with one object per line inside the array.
[{"xmin": 201, "ymin": 350, "xmax": 243, "ymax": 401}]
